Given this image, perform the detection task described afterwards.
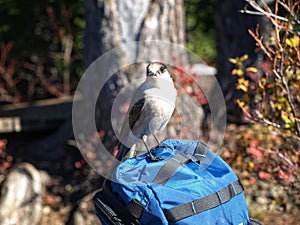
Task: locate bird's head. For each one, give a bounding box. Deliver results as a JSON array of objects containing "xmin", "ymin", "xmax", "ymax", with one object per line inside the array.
[{"xmin": 146, "ymin": 62, "xmax": 171, "ymax": 79}]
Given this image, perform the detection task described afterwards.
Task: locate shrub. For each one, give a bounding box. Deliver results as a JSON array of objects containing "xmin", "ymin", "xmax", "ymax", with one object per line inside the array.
[{"xmin": 229, "ymin": 0, "xmax": 299, "ymax": 188}]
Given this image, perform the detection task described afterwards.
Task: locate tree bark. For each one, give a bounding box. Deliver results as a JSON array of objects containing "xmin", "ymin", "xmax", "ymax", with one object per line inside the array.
[
  {"xmin": 83, "ymin": 0, "xmax": 187, "ymax": 149},
  {"xmin": 84, "ymin": 0, "xmax": 185, "ymax": 67}
]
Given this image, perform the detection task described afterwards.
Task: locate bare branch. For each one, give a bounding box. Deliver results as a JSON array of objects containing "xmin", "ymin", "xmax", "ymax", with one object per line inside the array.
[
  {"xmin": 273, "ymin": 69, "xmax": 300, "ymax": 136},
  {"xmin": 248, "ymin": 27, "xmax": 273, "ymax": 59},
  {"xmin": 269, "ymin": 149, "xmax": 298, "ymax": 171},
  {"xmin": 278, "ymin": 1, "xmax": 300, "ymax": 25},
  {"xmin": 242, "ymin": 0, "xmax": 289, "ymax": 22},
  {"xmin": 242, "ymin": 0, "xmax": 299, "ymax": 35},
  {"xmin": 254, "ymin": 109, "xmax": 281, "ymax": 128}
]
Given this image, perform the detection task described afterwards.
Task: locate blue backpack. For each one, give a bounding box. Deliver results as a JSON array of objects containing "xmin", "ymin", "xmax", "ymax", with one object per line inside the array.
[{"xmin": 94, "ymin": 139, "xmax": 261, "ymax": 225}]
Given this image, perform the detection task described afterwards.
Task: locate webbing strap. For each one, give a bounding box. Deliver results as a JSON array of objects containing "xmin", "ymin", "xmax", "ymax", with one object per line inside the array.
[
  {"xmin": 194, "ymin": 141, "xmax": 208, "ymax": 163},
  {"xmin": 164, "ymin": 180, "xmax": 244, "ymax": 222},
  {"xmin": 101, "ymin": 181, "xmax": 142, "ymax": 225},
  {"xmin": 152, "ymin": 154, "xmax": 196, "ymax": 185},
  {"xmin": 152, "ymin": 142, "xmax": 208, "ymax": 185},
  {"xmin": 127, "ymin": 199, "xmax": 145, "ymax": 220}
]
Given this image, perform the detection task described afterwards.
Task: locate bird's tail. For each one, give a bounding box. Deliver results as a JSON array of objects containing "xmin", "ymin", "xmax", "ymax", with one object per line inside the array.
[{"xmin": 116, "ymin": 143, "xmax": 132, "ymax": 161}]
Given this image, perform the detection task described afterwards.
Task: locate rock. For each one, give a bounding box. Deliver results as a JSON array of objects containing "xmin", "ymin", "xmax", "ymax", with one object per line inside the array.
[
  {"xmin": 69, "ymin": 191, "xmax": 101, "ymax": 225},
  {"xmin": 0, "ymin": 162, "xmax": 49, "ymax": 225}
]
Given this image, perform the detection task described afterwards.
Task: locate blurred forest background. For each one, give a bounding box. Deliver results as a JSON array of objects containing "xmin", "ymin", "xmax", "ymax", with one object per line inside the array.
[{"xmin": 0, "ymin": 0, "xmax": 299, "ymax": 225}]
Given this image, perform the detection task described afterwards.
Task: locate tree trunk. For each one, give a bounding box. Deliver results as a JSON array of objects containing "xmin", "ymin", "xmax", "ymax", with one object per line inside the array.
[
  {"xmin": 214, "ymin": 0, "xmax": 271, "ymax": 123},
  {"xmin": 82, "ymin": 0, "xmax": 187, "ymax": 150},
  {"xmin": 84, "ymin": 0, "xmax": 185, "ymax": 67}
]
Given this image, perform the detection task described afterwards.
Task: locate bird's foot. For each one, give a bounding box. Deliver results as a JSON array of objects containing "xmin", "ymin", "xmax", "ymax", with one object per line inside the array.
[
  {"xmin": 154, "ymin": 143, "xmax": 172, "ymax": 150},
  {"xmin": 152, "ymin": 135, "xmax": 172, "ymax": 150},
  {"xmin": 148, "ymin": 151, "xmax": 164, "ymax": 162},
  {"xmin": 143, "ymin": 135, "xmax": 164, "ymax": 161}
]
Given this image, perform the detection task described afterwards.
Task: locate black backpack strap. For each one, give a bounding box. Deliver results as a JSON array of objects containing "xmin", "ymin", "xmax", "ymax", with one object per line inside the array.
[
  {"xmin": 152, "ymin": 141, "xmax": 208, "ymax": 185},
  {"xmin": 126, "ymin": 199, "xmax": 145, "ymax": 221},
  {"xmin": 93, "ymin": 181, "xmax": 142, "ymax": 225},
  {"xmin": 93, "ymin": 193, "xmax": 124, "ymax": 225},
  {"xmin": 164, "ymin": 180, "xmax": 244, "ymax": 222},
  {"xmin": 152, "ymin": 153, "xmax": 193, "ymax": 184}
]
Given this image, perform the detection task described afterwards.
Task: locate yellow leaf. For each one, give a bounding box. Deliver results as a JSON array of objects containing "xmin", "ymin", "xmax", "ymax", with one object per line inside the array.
[
  {"xmin": 249, "ymin": 161, "xmax": 255, "ymax": 169},
  {"xmin": 286, "ymin": 35, "xmax": 300, "ymax": 47},
  {"xmin": 269, "ymin": 36, "xmax": 276, "ymax": 41},
  {"xmin": 286, "ymin": 39, "xmax": 293, "ymax": 46},
  {"xmin": 237, "ymin": 84, "xmax": 248, "ymax": 92},
  {"xmin": 246, "ymin": 67, "xmax": 258, "ymax": 73},
  {"xmin": 281, "ymin": 112, "xmax": 288, "ymax": 120},
  {"xmin": 240, "ymin": 54, "xmax": 249, "ymax": 61},
  {"xmin": 238, "ymin": 100, "xmax": 245, "ymax": 106},
  {"xmin": 231, "ymin": 69, "xmax": 238, "ymax": 75},
  {"xmin": 236, "ymin": 69, "xmax": 244, "ymax": 76},
  {"xmin": 238, "ymin": 78, "xmax": 249, "ymax": 86},
  {"xmin": 229, "ymin": 58, "xmax": 238, "ymax": 64},
  {"xmin": 232, "ymin": 69, "xmax": 244, "ymax": 76},
  {"xmin": 274, "ymin": 103, "xmax": 282, "ymax": 110},
  {"xmin": 237, "ymin": 78, "xmax": 249, "ymax": 92}
]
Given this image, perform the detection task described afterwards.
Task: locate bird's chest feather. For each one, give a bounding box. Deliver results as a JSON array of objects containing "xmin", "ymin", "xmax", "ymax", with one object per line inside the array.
[
  {"xmin": 145, "ymin": 96, "xmax": 174, "ymax": 116},
  {"xmin": 139, "ymin": 96, "xmax": 174, "ymax": 134},
  {"xmin": 144, "ymin": 78, "xmax": 176, "ymax": 105}
]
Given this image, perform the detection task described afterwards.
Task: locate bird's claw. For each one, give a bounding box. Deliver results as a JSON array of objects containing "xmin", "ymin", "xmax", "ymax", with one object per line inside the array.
[
  {"xmin": 147, "ymin": 143, "xmax": 172, "ymax": 161},
  {"xmin": 154, "ymin": 143, "xmax": 172, "ymax": 150},
  {"xmin": 148, "ymin": 151, "xmax": 164, "ymax": 162}
]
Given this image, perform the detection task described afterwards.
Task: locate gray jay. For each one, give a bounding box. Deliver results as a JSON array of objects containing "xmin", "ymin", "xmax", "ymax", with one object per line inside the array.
[{"xmin": 117, "ymin": 62, "xmax": 177, "ymax": 161}]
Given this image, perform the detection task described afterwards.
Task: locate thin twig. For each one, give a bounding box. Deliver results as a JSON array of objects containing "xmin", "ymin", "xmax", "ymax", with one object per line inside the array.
[
  {"xmin": 242, "ymin": 0, "xmax": 289, "ymax": 22},
  {"xmin": 269, "ymin": 149, "xmax": 298, "ymax": 171},
  {"xmin": 278, "ymin": 1, "xmax": 300, "ymax": 25},
  {"xmin": 274, "ymin": 69, "xmax": 300, "ymax": 136},
  {"xmin": 241, "ymin": 0, "xmax": 298, "ymax": 34},
  {"xmin": 254, "ymin": 109, "xmax": 282, "ymax": 128},
  {"xmin": 237, "ymin": 99, "xmax": 300, "ymax": 142},
  {"xmin": 273, "ymin": 16, "xmax": 300, "ymax": 136},
  {"xmin": 248, "ymin": 27, "xmax": 273, "ymax": 59}
]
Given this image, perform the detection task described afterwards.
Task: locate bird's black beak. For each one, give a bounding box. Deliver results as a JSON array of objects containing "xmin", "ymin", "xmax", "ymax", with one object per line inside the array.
[{"xmin": 147, "ymin": 71, "xmax": 156, "ymax": 77}]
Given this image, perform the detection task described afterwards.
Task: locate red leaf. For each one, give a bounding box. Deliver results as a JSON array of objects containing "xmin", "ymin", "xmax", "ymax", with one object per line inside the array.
[
  {"xmin": 247, "ymin": 146, "xmax": 263, "ymax": 161},
  {"xmin": 258, "ymin": 171, "xmax": 272, "ymax": 180}
]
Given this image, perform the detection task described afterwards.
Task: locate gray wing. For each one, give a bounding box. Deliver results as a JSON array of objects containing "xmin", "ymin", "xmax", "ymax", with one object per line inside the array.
[
  {"xmin": 128, "ymin": 98, "xmax": 145, "ymax": 132},
  {"xmin": 117, "ymin": 98, "xmax": 145, "ymax": 160}
]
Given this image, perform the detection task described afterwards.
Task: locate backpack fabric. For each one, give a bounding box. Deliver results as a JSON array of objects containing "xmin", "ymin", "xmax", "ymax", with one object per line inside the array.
[
  {"xmin": 94, "ymin": 139, "xmax": 252, "ymax": 225},
  {"xmin": 104, "ymin": 139, "xmax": 250, "ymax": 225}
]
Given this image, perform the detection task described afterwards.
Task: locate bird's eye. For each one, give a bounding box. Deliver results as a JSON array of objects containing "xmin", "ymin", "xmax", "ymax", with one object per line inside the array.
[{"xmin": 160, "ymin": 65, "xmax": 166, "ymax": 73}]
